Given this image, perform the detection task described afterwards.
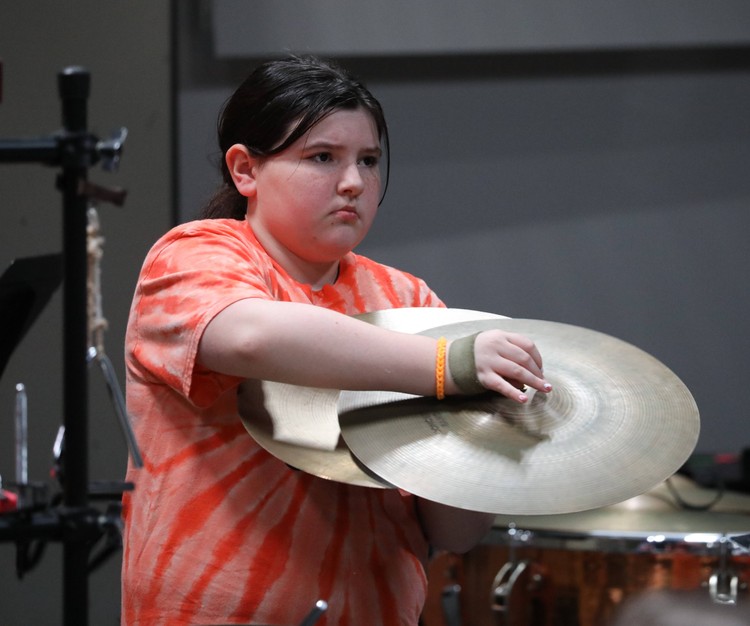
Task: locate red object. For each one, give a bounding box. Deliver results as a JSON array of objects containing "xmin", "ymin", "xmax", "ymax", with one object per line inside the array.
[
  {"xmin": 714, "ymin": 452, "xmax": 739, "ymax": 465},
  {"xmin": 0, "ymin": 489, "xmax": 18, "ymax": 512}
]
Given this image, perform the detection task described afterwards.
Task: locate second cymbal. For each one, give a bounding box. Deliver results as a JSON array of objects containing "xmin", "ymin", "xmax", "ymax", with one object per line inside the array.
[{"xmin": 338, "ymin": 318, "xmax": 701, "ymax": 515}]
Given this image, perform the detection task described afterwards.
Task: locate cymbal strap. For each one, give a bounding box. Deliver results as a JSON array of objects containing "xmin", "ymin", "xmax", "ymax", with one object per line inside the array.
[{"xmin": 448, "ymin": 332, "xmax": 484, "ymax": 395}]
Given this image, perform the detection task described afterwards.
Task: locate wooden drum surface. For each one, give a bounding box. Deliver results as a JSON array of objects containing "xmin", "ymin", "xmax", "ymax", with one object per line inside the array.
[{"xmin": 422, "ymin": 478, "xmax": 750, "ymax": 626}]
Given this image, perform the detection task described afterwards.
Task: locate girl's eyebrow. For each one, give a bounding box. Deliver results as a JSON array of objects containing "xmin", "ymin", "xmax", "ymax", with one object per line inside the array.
[{"xmin": 304, "ymin": 140, "xmax": 382, "ymax": 156}]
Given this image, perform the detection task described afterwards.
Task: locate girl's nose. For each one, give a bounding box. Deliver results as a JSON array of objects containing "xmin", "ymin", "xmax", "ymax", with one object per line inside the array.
[{"xmin": 338, "ymin": 162, "xmax": 365, "ymax": 197}]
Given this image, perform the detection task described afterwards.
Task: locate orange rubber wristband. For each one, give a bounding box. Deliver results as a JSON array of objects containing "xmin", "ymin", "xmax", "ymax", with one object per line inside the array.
[{"xmin": 435, "ymin": 337, "xmax": 447, "ymax": 400}]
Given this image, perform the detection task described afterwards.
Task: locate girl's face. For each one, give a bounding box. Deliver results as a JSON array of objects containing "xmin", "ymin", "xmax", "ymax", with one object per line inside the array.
[{"xmin": 248, "ymin": 107, "xmax": 382, "ymax": 279}]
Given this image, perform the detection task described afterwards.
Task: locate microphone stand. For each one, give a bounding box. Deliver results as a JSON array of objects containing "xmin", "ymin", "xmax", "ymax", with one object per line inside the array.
[{"xmin": 0, "ymin": 66, "xmax": 128, "ymax": 626}]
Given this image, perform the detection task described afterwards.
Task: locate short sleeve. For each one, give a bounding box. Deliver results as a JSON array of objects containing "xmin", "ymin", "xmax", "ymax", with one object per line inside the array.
[{"xmin": 126, "ymin": 221, "xmax": 275, "ymax": 407}]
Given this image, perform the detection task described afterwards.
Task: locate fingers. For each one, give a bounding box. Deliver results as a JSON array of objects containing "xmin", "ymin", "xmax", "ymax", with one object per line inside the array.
[
  {"xmin": 506, "ymin": 332, "xmax": 544, "ymax": 373},
  {"xmin": 472, "ymin": 330, "xmax": 552, "ymax": 403}
]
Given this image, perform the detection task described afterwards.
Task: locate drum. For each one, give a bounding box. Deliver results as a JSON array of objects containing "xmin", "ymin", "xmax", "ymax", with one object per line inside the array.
[{"xmin": 421, "ymin": 477, "xmax": 750, "ymax": 626}]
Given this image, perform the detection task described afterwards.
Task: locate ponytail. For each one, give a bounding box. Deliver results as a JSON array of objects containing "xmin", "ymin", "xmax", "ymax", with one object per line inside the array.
[{"xmin": 199, "ymin": 184, "xmax": 247, "ymax": 220}]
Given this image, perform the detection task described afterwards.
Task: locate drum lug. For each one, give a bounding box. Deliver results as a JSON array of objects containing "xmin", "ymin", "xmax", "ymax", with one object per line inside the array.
[
  {"xmin": 491, "ymin": 560, "xmax": 529, "ymax": 614},
  {"xmin": 708, "ymin": 571, "xmax": 739, "ymax": 605},
  {"xmin": 707, "ymin": 535, "xmax": 743, "ymax": 605},
  {"xmin": 441, "ymin": 583, "xmax": 463, "ymax": 626},
  {"xmin": 491, "ymin": 558, "xmax": 551, "ymax": 626}
]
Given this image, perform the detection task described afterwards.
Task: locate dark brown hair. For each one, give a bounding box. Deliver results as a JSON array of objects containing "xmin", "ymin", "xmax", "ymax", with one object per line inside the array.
[{"xmin": 200, "ymin": 55, "xmax": 390, "ymax": 220}]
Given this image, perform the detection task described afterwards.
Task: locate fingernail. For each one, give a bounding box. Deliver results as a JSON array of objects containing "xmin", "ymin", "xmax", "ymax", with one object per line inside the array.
[
  {"xmin": 543, "ymin": 383, "xmax": 552, "ymax": 392},
  {"xmin": 518, "ymin": 393, "xmax": 528, "ymax": 403}
]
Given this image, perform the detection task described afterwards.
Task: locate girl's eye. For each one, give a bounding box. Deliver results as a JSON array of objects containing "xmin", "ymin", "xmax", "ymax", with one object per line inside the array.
[
  {"xmin": 312, "ymin": 152, "xmax": 332, "ymax": 163},
  {"xmin": 360, "ymin": 155, "xmax": 379, "ymax": 168}
]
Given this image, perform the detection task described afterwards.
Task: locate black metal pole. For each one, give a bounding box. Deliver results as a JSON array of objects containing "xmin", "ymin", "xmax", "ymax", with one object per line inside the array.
[
  {"xmin": 58, "ymin": 66, "xmax": 91, "ymax": 626},
  {"xmin": 0, "ymin": 138, "xmax": 58, "ymax": 163}
]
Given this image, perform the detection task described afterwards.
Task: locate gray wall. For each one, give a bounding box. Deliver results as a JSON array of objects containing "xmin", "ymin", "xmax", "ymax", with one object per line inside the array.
[
  {"xmin": 212, "ymin": 0, "xmax": 750, "ymax": 55},
  {"xmin": 179, "ymin": 2, "xmax": 750, "ymax": 457},
  {"xmin": 0, "ymin": 3, "xmax": 172, "ymax": 623}
]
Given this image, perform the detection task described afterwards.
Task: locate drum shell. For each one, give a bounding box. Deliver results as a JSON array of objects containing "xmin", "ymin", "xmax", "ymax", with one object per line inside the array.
[{"xmin": 422, "ymin": 530, "xmax": 750, "ymax": 626}]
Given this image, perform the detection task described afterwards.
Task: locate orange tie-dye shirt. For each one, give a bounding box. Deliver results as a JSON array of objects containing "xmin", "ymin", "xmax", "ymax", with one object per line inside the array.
[{"xmin": 121, "ymin": 218, "xmax": 444, "ymax": 626}]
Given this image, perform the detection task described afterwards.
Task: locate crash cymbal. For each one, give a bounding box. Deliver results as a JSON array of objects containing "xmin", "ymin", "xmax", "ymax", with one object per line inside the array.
[
  {"xmin": 238, "ymin": 307, "xmax": 506, "ymax": 488},
  {"xmin": 338, "ymin": 318, "xmax": 700, "ymax": 515},
  {"xmin": 492, "ymin": 475, "xmax": 750, "ymax": 539}
]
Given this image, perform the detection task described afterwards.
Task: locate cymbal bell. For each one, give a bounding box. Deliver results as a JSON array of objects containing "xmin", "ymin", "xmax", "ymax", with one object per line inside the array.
[
  {"xmin": 338, "ymin": 318, "xmax": 700, "ymax": 515},
  {"xmin": 238, "ymin": 307, "xmax": 506, "ymax": 488}
]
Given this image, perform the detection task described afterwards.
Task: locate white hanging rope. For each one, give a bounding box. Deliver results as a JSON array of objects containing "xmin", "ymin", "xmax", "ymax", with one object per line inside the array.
[
  {"xmin": 85, "ymin": 205, "xmax": 143, "ymax": 467},
  {"xmin": 87, "ymin": 206, "xmax": 108, "ymax": 356}
]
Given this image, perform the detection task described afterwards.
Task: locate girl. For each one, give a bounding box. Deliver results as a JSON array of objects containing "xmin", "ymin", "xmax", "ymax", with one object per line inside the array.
[{"xmin": 121, "ymin": 55, "xmax": 550, "ymax": 626}]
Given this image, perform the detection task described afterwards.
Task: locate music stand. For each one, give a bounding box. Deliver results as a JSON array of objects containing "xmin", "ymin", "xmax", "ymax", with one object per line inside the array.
[{"xmin": 0, "ymin": 254, "xmax": 63, "ymax": 381}]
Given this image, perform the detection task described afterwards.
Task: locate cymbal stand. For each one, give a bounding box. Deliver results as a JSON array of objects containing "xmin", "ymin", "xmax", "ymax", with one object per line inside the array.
[{"xmin": 0, "ymin": 66, "xmax": 128, "ymax": 626}]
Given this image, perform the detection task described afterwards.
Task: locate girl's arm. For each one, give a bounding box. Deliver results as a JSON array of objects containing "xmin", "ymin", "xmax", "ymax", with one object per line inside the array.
[
  {"xmin": 201, "ymin": 297, "xmax": 538, "ymax": 551},
  {"xmin": 416, "ymin": 498, "xmax": 496, "ymax": 554},
  {"xmin": 198, "ymin": 299, "xmax": 550, "ymax": 402}
]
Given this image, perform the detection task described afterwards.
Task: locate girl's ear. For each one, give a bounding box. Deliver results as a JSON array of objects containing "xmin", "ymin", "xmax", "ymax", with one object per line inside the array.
[{"xmin": 225, "ymin": 144, "xmax": 259, "ymax": 198}]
